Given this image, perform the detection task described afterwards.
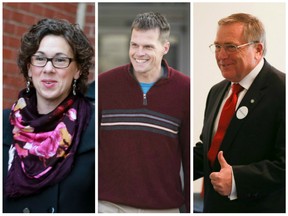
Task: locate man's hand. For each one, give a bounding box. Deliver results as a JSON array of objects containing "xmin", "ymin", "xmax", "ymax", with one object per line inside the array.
[{"xmin": 209, "ymin": 151, "xmax": 232, "ymax": 196}]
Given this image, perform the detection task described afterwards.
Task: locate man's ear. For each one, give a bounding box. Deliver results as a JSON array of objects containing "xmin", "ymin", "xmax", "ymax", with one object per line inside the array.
[
  {"xmin": 163, "ymin": 41, "xmax": 170, "ymax": 55},
  {"xmin": 256, "ymin": 42, "xmax": 263, "ymax": 51},
  {"xmin": 255, "ymin": 42, "xmax": 264, "ymax": 59}
]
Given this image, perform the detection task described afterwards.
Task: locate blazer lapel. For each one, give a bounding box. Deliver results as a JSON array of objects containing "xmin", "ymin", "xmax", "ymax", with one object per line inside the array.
[
  {"xmin": 205, "ymin": 81, "xmax": 230, "ymax": 152},
  {"xmin": 218, "ymin": 63, "xmax": 269, "ymax": 161}
]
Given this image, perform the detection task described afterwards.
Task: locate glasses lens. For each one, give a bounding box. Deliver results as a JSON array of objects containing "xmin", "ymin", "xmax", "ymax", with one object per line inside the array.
[
  {"xmin": 225, "ymin": 44, "xmax": 237, "ymax": 52},
  {"xmin": 209, "ymin": 44, "xmax": 239, "ymax": 53},
  {"xmin": 53, "ymin": 57, "xmax": 70, "ymax": 68},
  {"xmin": 209, "ymin": 44, "xmax": 216, "ymax": 52},
  {"xmin": 32, "ymin": 56, "xmax": 47, "ymax": 66},
  {"xmin": 210, "ymin": 44, "xmax": 222, "ymax": 52}
]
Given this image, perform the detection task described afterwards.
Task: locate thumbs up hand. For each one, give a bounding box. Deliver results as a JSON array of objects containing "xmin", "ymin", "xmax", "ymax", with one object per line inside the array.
[{"xmin": 209, "ymin": 151, "xmax": 232, "ymax": 196}]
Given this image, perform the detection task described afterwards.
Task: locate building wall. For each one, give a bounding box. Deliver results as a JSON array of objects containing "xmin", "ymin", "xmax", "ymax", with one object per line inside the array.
[{"xmin": 3, "ymin": 2, "xmax": 95, "ymax": 109}]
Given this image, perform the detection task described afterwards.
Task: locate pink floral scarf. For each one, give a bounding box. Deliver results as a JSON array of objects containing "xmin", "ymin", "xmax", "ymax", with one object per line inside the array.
[{"xmin": 5, "ymin": 89, "xmax": 91, "ymax": 198}]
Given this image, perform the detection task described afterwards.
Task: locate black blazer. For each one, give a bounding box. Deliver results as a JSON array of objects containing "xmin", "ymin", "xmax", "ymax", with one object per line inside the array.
[
  {"xmin": 194, "ymin": 59, "xmax": 285, "ymax": 213},
  {"xmin": 3, "ymin": 107, "xmax": 95, "ymax": 213}
]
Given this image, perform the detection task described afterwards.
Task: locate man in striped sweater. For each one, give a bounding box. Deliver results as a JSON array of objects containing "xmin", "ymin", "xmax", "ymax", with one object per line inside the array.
[{"xmin": 98, "ymin": 12, "xmax": 190, "ymax": 213}]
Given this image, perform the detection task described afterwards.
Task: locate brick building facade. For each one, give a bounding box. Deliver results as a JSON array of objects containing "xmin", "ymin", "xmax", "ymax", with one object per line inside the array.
[{"xmin": 3, "ymin": 2, "xmax": 95, "ymax": 109}]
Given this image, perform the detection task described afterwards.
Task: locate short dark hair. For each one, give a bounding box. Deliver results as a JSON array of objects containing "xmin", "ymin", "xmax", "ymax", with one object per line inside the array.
[
  {"xmin": 18, "ymin": 18, "xmax": 94, "ymax": 94},
  {"xmin": 131, "ymin": 12, "xmax": 170, "ymax": 43}
]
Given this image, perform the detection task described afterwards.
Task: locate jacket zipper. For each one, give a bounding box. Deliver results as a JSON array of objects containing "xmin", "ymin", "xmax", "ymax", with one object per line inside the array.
[
  {"xmin": 143, "ymin": 93, "xmax": 147, "ymax": 106},
  {"xmin": 138, "ymin": 68, "xmax": 166, "ymax": 106}
]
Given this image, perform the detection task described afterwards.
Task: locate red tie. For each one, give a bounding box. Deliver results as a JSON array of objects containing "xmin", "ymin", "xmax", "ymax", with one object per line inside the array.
[{"xmin": 207, "ymin": 83, "xmax": 244, "ymax": 166}]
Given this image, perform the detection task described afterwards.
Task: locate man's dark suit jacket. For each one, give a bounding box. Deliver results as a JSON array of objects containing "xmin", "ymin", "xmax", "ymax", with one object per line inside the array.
[{"xmin": 194, "ymin": 59, "xmax": 285, "ymax": 213}]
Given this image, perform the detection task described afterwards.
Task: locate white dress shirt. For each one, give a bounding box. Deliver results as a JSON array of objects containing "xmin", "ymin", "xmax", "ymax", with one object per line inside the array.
[{"xmin": 212, "ymin": 58, "xmax": 264, "ymax": 200}]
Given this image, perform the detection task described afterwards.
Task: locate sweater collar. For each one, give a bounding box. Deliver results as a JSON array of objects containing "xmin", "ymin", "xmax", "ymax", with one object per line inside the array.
[{"xmin": 128, "ymin": 59, "xmax": 169, "ymax": 80}]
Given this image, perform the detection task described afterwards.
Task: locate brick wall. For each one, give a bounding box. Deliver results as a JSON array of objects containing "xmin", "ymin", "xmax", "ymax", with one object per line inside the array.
[{"xmin": 3, "ymin": 3, "xmax": 95, "ymax": 109}]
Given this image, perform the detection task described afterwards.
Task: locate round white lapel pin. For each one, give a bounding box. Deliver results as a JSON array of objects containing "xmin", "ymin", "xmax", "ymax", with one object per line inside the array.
[{"xmin": 236, "ymin": 106, "xmax": 249, "ymax": 119}]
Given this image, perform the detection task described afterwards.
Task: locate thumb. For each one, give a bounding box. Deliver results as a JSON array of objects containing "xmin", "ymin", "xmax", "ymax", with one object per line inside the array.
[{"xmin": 218, "ymin": 151, "xmax": 229, "ymax": 168}]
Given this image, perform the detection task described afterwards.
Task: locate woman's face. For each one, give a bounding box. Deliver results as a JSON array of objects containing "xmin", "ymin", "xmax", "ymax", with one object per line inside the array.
[{"xmin": 28, "ymin": 35, "xmax": 80, "ymax": 113}]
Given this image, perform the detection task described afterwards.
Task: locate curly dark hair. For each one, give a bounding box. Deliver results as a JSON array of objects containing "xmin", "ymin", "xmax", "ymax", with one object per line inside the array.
[{"xmin": 18, "ymin": 18, "xmax": 94, "ymax": 94}]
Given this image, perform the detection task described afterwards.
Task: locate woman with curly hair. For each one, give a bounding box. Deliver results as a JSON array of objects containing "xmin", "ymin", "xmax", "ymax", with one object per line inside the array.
[{"xmin": 3, "ymin": 18, "xmax": 95, "ymax": 213}]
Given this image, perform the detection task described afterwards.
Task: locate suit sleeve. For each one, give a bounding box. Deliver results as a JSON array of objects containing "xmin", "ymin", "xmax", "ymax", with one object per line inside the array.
[
  {"xmin": 232, "ymin": 111, "xmax": 285, "ymax": 199},
  {"xmin": 232, "ymin": 73, "xmax": 285, "ymax": 200}
]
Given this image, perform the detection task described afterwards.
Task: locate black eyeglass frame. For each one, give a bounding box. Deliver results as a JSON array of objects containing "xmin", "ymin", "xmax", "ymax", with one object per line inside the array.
[{"xmin": 30, "ymin": 55, "xmax": 74, "ymax": 69}]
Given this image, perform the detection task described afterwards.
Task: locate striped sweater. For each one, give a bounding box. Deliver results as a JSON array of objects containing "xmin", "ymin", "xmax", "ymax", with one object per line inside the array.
[{"xmin": 98, "ymin": 60, "xmax": 190, "ymax": 212}]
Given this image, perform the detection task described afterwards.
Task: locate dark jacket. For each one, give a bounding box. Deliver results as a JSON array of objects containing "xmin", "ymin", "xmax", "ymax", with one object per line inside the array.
[
  {"xmin": 194, "ymin": 59, "xmax": 285, "ymax": 213},
  {"xmin": 3, "ymin": 107, "xmax": 95, "ymax": 213}
]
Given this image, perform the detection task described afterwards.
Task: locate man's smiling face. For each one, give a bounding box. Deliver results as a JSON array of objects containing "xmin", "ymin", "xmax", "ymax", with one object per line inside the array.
[{"xmin": 129, "ymin": 28, "xmax": 169, "ymax": 81}]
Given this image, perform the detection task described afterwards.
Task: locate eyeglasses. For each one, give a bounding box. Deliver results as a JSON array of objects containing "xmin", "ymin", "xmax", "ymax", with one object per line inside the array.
[
  {"xmin": 30, "ymin": 55, "xmax": 74, "ymax": 69},
  {"xmin": 209, "ymin": 41, "xmax": 257, "ymax": 53}
]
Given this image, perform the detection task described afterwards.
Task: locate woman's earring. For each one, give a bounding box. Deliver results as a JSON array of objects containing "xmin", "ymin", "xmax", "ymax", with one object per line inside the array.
[
  {"xmin": 26, "ymin": 79, "xmax": 31, "ymax": 93},
  {"xmin": 73, "ymin": 79, "xmax": 77, "ymax": 96}
]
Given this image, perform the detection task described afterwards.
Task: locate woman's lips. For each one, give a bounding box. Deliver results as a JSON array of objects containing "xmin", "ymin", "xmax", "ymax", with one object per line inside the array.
[{"xmin": 41, "ymin": 80, "xmax": 57, "ymax": 88}]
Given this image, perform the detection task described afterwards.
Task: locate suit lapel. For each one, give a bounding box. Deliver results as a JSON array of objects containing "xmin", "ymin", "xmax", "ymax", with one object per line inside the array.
[
  {"xmin": 217, "ymin": 63, "xmax": 269, "ymax": 163},
  {"xmin": 205, "ymin": 81, "xmax": 230, "ymax": 152}
]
